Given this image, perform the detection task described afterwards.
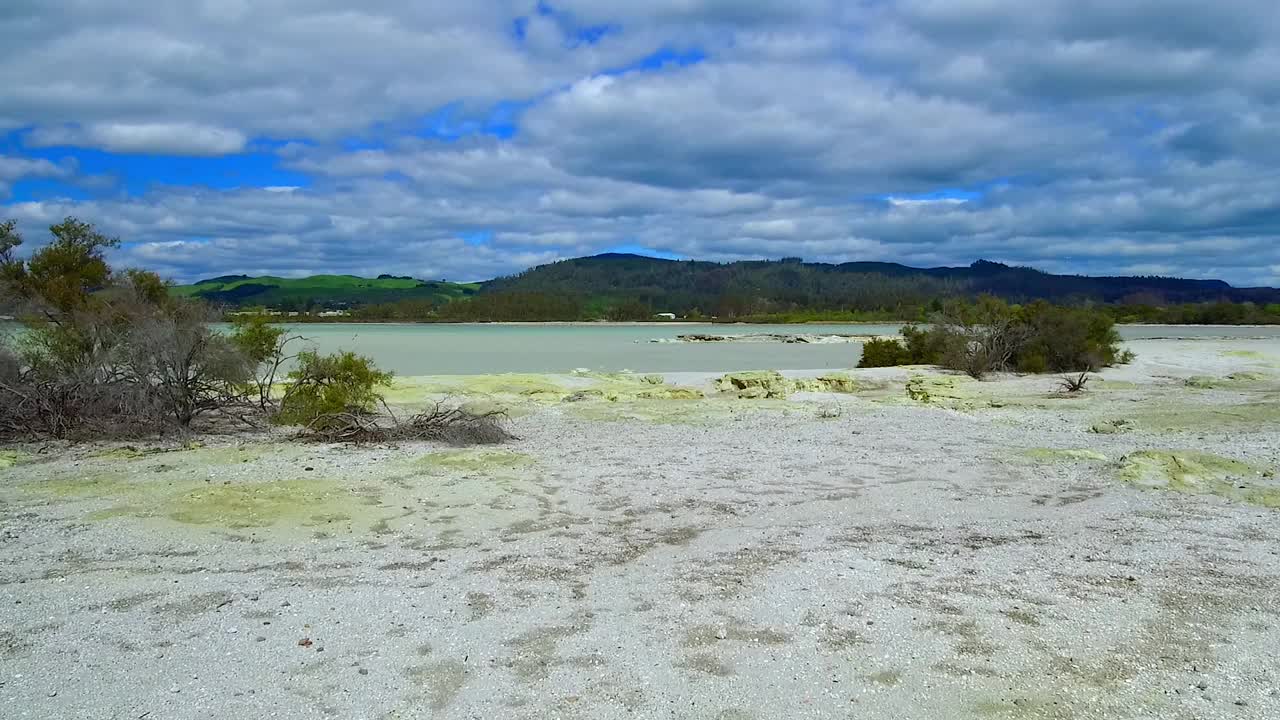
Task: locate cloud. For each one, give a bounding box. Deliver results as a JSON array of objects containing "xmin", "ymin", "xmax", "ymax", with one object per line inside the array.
[
  {"xmin": 0, "ymin": 155, "xmax": 74, "ymax": 198},
  {"xmin": 27, "ymin": 123, "xmax": 248, "ymax": 156},
  {"xmin": 2, "ymin": 1, "xmax": 1280, "ymax": 286}
]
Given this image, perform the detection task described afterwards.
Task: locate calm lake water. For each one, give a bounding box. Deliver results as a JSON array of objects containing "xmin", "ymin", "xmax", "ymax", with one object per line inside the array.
[
  {"xmin": 5, "ymin": 321, "xmax": 1278, "ymax": 375},
  {"xmin": 261, "ymin": 323, "xmax": 1280, "ymax": 375}
]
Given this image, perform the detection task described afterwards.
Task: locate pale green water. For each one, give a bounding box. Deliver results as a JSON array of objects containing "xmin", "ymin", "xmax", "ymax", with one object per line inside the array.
[
  {"xmin": 7, "ymin": 321, "xmax": 1280, "ymax": 375},
  {"xmin": 251, "ymin": 323, "xmax": 1280, "ymax": 375},
  {"xmin": 271, "ymin": 323, "xmax": 897, "ymax": 374}
]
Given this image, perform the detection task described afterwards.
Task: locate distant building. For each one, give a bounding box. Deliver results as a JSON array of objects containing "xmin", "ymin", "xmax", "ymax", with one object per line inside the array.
[{"xmin": 655, "ymin": 312, "xmax": 677, "ymax": 320}]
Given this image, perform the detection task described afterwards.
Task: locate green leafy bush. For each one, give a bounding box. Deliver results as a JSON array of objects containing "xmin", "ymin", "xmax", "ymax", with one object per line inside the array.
[
  {"xmin": 1016, "ymin": 301, "xmax": 1121, "ymax": 372},
  {"xmin": 229, "ymin": 314, "xmax": 299, "ymax": 409},
  {"xmin": 276, "ymin": 351, "xmax": 392, "ymax": 426},
  {"xmin": 858, "ymin": 338, "xmax": 914, "ymax": 368},
  {"xmin": 858, "ymin": 297, "xmax": 1128, "ymax": 377},
  {"xmin": 900, "ymin": 323, "xmax": 948, "ymax": 365}
]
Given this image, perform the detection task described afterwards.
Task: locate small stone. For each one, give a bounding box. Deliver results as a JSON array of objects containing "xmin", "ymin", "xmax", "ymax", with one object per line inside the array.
[
  {"xmin": 255, "ymin": 636, "xmax": 267, "ymax": 642},
  {"xmin": 47, "ymin": 691, "xmax": 57, "ymax": 698},
  {"xmin": 226, "ymin": 627, "xmax": 238, "ymax": 634},
  {"xmin": 358, "ymin": 668, "xmax": 369, "ymax": 676},
  {"xmin": 304, "ymin": 467, "xmax": 314, "ymax": 472},
  {"xmin": 169, "ymin": 687, "xmax": 181, "ymax": 694}
]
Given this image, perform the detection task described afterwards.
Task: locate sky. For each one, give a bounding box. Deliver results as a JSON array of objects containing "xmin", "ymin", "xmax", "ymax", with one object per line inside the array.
[{"xmin": 2, "ymin": 1, "xmax": 1279, "ymax": 286}]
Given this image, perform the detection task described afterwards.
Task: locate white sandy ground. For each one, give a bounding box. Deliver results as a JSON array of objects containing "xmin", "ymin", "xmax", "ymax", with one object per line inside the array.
[{"xmin": 2, "ymin": 338, "xmax": 1280, "ymax": 720}]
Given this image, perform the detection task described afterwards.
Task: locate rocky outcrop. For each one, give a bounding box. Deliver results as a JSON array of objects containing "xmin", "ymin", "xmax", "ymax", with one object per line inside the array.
[{"xmin": 715, "ymin": 371, "xmax": 792, "ymax": 399}]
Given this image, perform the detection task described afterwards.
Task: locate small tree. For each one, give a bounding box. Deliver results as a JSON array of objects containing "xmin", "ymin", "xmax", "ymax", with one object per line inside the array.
[
  {"xmin": 935, "ymin": 296, "xmax": 1027, "ymax": 379},
  {"xmin": 858, "ymin": 337, "xmax": 914, "ymax": 368},
  {"xmin": 229, "ymin": 314, "xmax": 300, "ymax": 410},
  {"xmin": 276, "ymin": 350, "xmax": 392, "ymax": 427},
  {"xmin": 121, "ymin": 299, "xmax": 251, "ymax": 427}
]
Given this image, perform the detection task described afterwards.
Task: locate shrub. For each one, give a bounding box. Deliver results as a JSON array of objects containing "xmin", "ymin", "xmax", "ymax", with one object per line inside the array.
[
  {"xmin": 851, "ymin": 297, "xmax": 1128, "ymax": 378},
  {"xmin": 276, "ymin": 350, "xmax": 393, "ymax": 427},
  {"xmin": 1057, "ymin": 371, "xmax": 1092, "ymax": 393},
  {"xmin": 858, "ymin": 337, "xmax": 914, "ymax": 368},
  {"xmin": 298, "ymin": 402, "xmax": 513, "ymax": 445},
  {"xmin": 900, "ymin": 323, "xmax": 947, "ymax": 365},
  {"xmin": 230, "ymin": 314, "xmax": 300, "ymax": 410},
  {"xmin": 1015, "ymin": 301, "xmax": 1120, "ymax": 372},
  {"xmin": 0, "ymin": 216, "xmax": 262, "ymax": 438},
  {"xmin": 121, "ymin": 300, "xmax": 251, "ymax": 426}
]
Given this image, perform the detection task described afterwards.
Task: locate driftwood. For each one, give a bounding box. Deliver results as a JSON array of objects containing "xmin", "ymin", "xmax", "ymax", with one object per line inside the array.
[{"xmin": 300, "ymin": 401, "xmax": 513, "ymax": 445}]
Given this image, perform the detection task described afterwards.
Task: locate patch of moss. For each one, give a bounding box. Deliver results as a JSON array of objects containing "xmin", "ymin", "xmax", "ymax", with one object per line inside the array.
[
  {"xmin": 29, "ymin": 473, "xmax": 141, "ymax": 498},
  {"xmin": 1090, "ymin": 379, "xmax": 1139, "ymax": 391},
  {"xmin": 90, "ymin": 447, "xmax": 149, "ymax": 460},
  {"xmin": 1088, "ymin": 419, "xmax": 1132, "ymax": 435},
  {"xmin": 715, "ymin": 371, "xmax": 791, "ymax": 399},
  {"xmin": 27, "ymin": 471, "xmax": 393, "ymax": 532},
  {"xmin": 1130, "ymin": 401, "xmax": 1280, "ymax": 432},
  {"xmin": 1023, "ymin": 448, "xmax": 1109, "ymax": 463},
  {"xmin": 1183, "ymin": 372, "xmax": 1266, "ymax": 389},
  {"xmin": 635, "ymin": 387, "xmax": 704, "ymax": 400},
  {"xmin": 414, "ymin": 449, "xmax": 535, "ymax": 475},
  {"xmin": 165, "ymin": 480, "xmax": 372, "ymax": 528},
  {"xmin": 0, "ymin": 450, "xmax": 25, "ymax": 470},
  {"xmin": 793, "ymin": 372, "xmax": 867, "ymax": 394},
  {"xmin": 1222, "ymin": 350, "xmax": 1266, "ymax": 359},
  {"xmin": 566, "ymin": 397, "xmax": 797, "ymax": 425},
  {"xmin": 1117, "ymin": 450, "xmax": 1279, "ymax": 508},
  {"xmin": 905, "ymin": 375, "xmax": 991, "ymax": 409},
  {"xmin": 386, "ymin": 374, "xmax": 574, "ymax": 405}
]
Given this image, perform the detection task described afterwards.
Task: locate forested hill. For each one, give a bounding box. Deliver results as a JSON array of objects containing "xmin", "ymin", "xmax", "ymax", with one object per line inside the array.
[
  {"xmin": 482, "ymin": 254, "xmax": 1280, "ymax": 316},
  {"xmin": 175, "ymin": 255, "xmax": 1280, "ymax": 322},
  {"xmin": 171, "ymin": 274, "xmax": 479, "ymax": 310}
]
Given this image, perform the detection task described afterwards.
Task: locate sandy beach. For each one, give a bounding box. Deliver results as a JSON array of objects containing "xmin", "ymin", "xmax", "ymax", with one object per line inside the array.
[{"xmin": 3, "ymin": 337, "xmax": 1279, "ymax": 719}]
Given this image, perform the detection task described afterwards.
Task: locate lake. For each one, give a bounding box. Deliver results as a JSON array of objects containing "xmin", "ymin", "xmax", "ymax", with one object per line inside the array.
[
  {"xmin": 258, "ymin": 323, "xmax": 1280, "ymax": 375},
  {"xmin": 6, "ymin": 321, "xmax": 1278, "ymax": 375}
]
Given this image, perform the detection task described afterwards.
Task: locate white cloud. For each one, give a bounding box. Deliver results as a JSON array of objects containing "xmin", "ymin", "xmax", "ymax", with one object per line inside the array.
[{"xmin": 28, "ymin": 123, "xmax": 247, "ymax": 156}]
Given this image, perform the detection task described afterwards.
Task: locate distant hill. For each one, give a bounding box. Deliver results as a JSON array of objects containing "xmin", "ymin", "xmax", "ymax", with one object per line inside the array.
[
  {"xmin": 173, "ymin": 256, "xmax": 1280, "ymax": 319},
  {"xmin": 171, "ymin": 274, "xmax": 479, "ymax": 309},
  {"xmin": 483, "ymin": 254, "xmax": 1280, "ymax": 315}
]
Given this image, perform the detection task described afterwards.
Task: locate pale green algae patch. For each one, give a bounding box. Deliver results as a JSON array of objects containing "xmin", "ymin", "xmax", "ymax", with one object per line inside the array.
[
  {"xmin": 713, "ymin": 370, "xmax": 877, "ymax": 399},
  {"xmin": 1022, "ymin": 448, "xmax": 1110, "ymax": 463},
  {"xmin": 164, "ymin": 480, "xmax": 378, "ymax": 528},
  {"xmin": 1, "ymin": 450, "xmax": 26, "ymax": 470},
  {"xmin": 25, "ymin": 471, "xmax": 390, "ymax": 531},
  {"xmin": 565, "ymin": 396, "xmax": 800, "ymax": 425},
  {"xmin": 1183, "ymin": 372, "xmax": 1267, "ymax": 389},
  {"xmin": 414, "ymin": 449, "xmax": 535, "ymax": 475},
  {"xmin": 903, "ymin": 375, "xmax": 1007, "ymax": 410},
  {"xmin": 387, "ymin": 372, "xmax": 706, "ymax": 415},
  {"xmin": 87, "ymin": 443, "xmax": 272, "ymax": 466},
  {"xmin": 1129, "ymin": 400, "xmax": 1280, "ymax": 432},
  {"xmin": 1117, "ymin": 450, "xmax": 1280, "ymax": 508}
]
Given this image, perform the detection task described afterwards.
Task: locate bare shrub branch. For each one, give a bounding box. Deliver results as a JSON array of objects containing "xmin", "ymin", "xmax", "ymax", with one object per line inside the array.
[{"xmin": 298, "ymin": 401, "xmax": 514, "ymax": 446}]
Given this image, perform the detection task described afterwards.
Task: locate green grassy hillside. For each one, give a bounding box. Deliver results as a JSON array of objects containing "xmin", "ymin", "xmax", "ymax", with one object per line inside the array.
[{"xmin": 171, "ymin": 274, "xmax": 480, "ymax": 309}]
